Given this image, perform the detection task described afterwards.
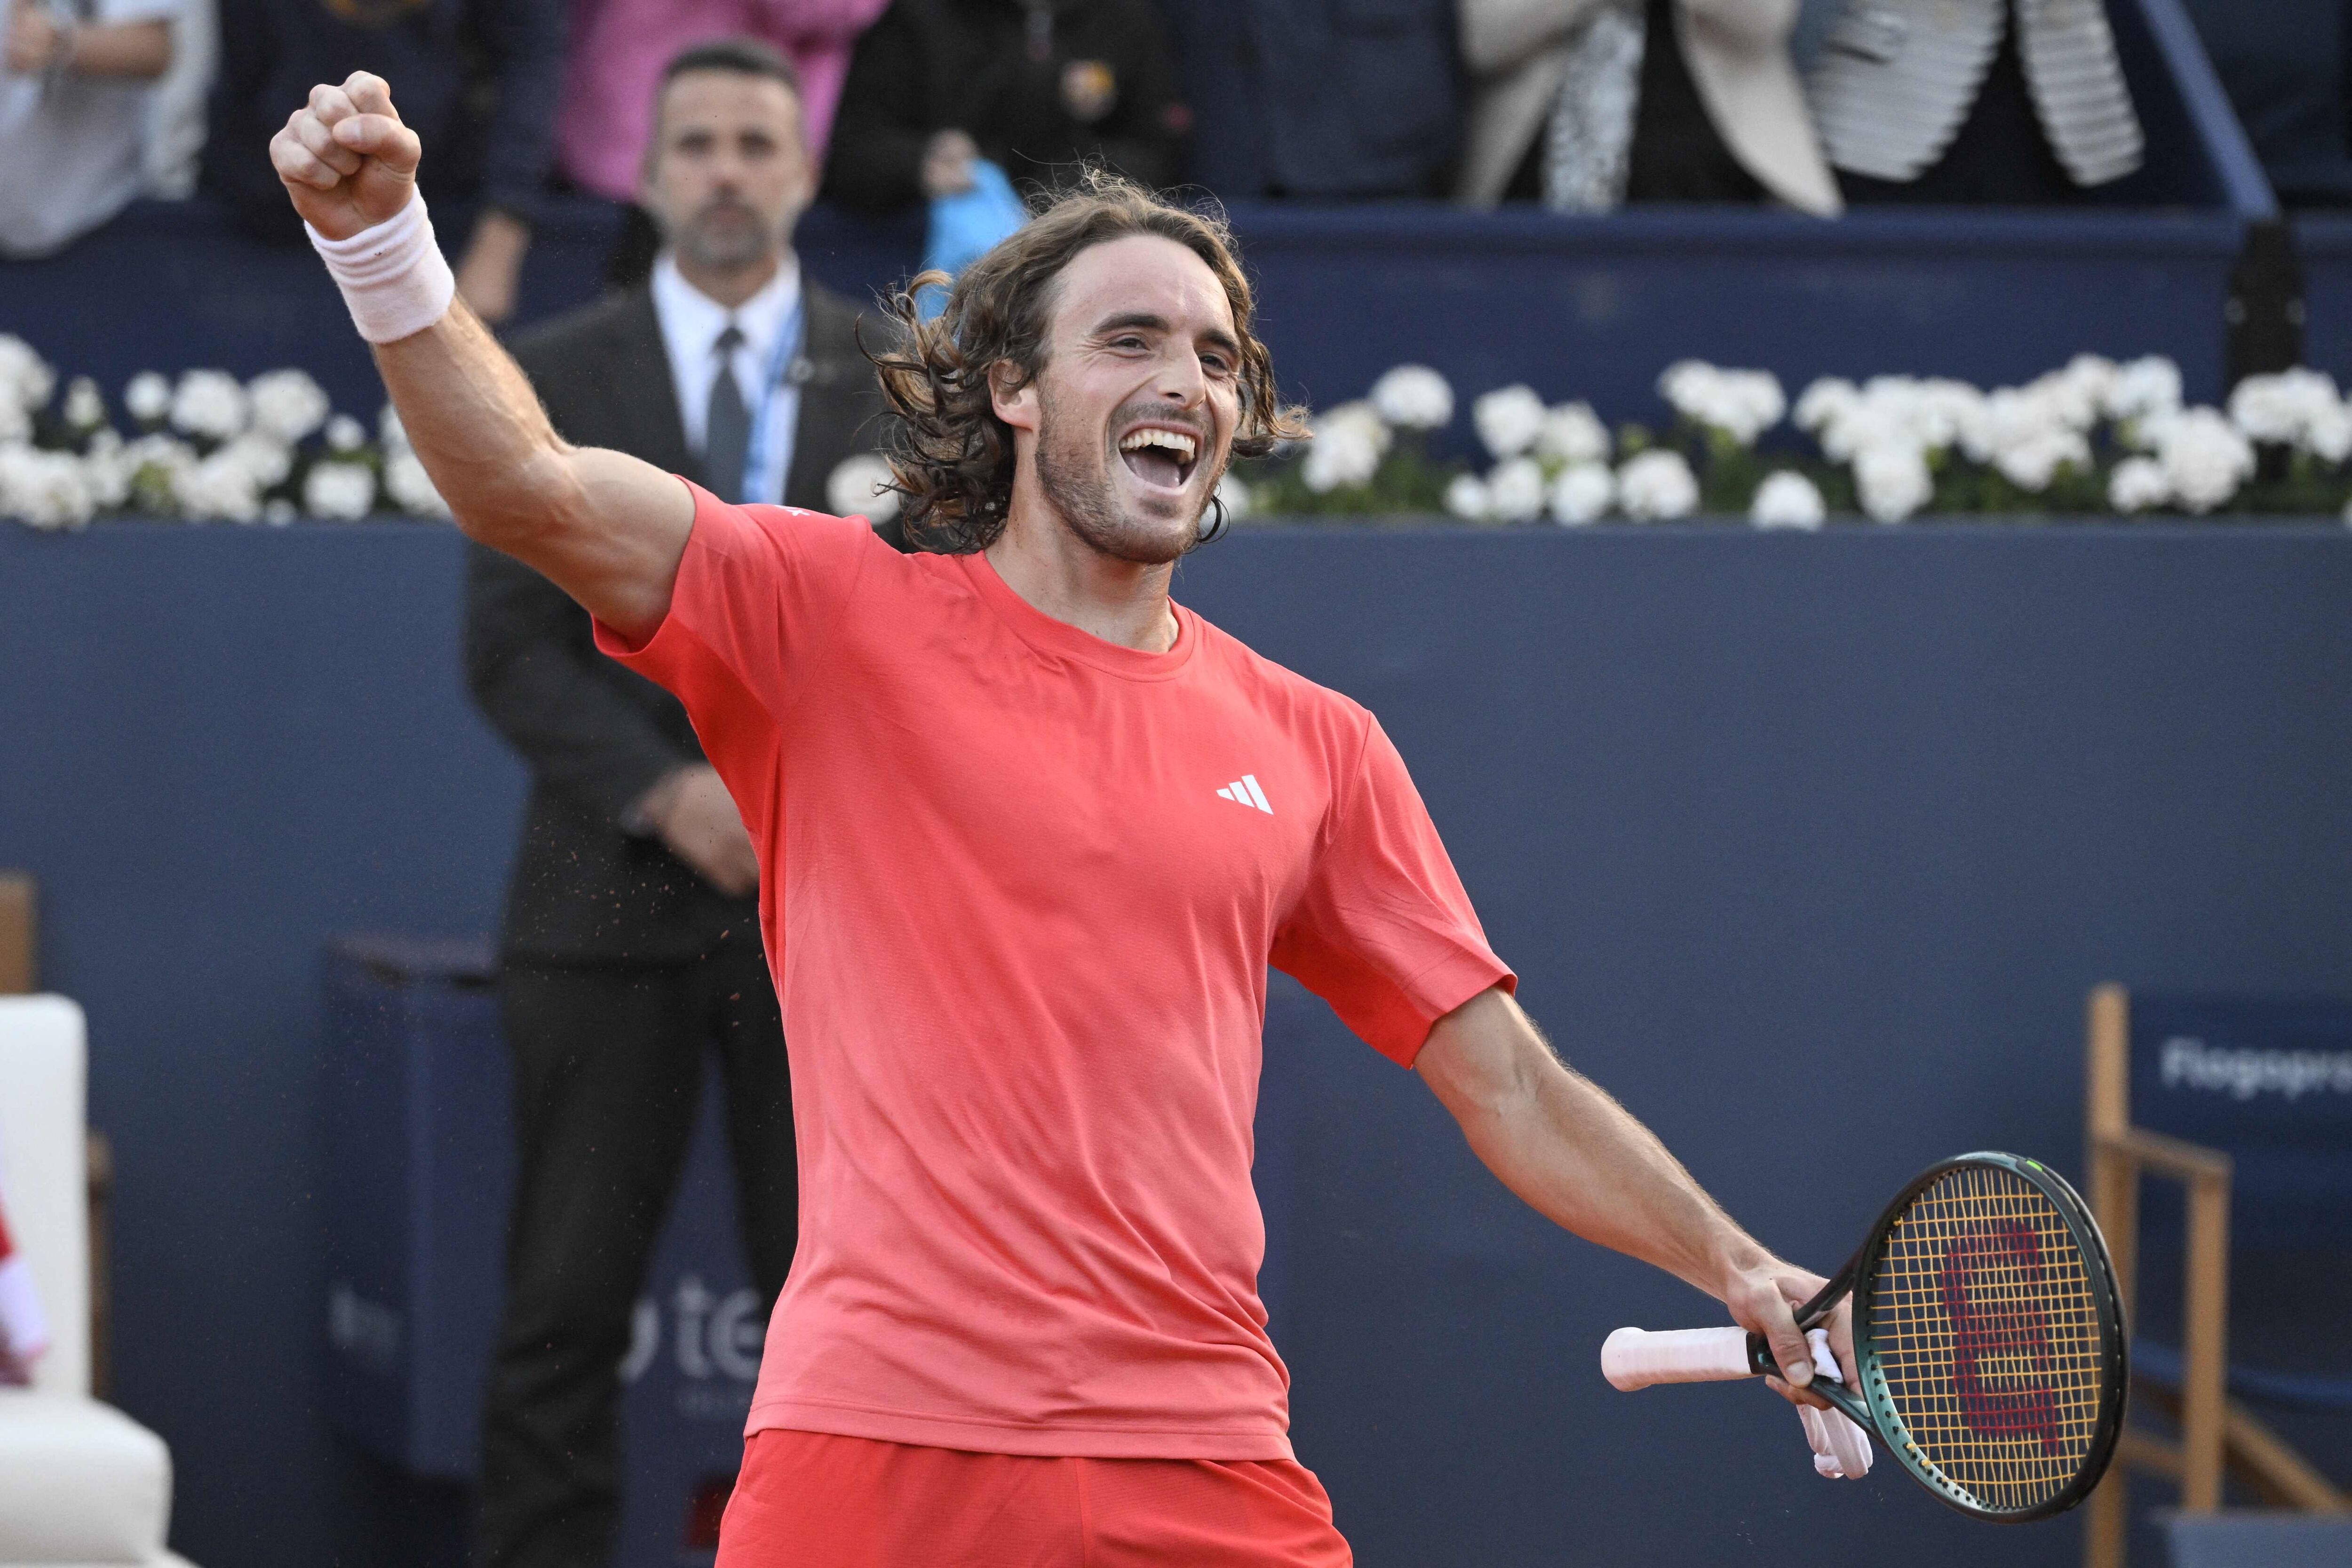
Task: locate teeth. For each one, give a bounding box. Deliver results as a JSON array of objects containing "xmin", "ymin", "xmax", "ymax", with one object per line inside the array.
[{"xmin": 1119, "ymin": 428, "xmax": 1197, "ymax": 461}]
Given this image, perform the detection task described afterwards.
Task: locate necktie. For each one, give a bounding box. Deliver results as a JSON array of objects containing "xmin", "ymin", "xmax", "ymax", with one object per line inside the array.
[{"xmin": 705, "ymin": 324, "xmax": 751, "ymax": 504}]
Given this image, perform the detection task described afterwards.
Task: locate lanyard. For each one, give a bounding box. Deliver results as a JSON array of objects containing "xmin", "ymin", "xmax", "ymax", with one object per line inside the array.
[{"xmin": 737, "ymin": 296, "xmax": 806, "ymax": 505}]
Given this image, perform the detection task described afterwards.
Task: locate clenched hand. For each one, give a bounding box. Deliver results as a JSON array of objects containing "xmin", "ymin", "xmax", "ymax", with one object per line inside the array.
[{"xmin": 270, "ymin": 71, "xmax": 421, "ymax": 241}]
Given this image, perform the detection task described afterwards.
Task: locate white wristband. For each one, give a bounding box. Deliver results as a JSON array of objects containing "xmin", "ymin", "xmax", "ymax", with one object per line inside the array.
[{"xmin": 305, "ymin": 192, "xmax": 456, "ymax": 345}]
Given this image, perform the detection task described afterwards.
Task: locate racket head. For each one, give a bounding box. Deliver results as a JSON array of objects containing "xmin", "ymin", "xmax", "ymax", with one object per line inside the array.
[{"xmin": 1848, "ymin": 1152, "xmax": 2127, "ymax": 1522}]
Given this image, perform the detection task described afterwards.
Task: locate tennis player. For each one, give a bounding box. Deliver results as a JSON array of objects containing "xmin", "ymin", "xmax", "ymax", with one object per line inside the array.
[{"xmin": 273, "ymin": 72, "xmax": 1853, "ymax": 1566}]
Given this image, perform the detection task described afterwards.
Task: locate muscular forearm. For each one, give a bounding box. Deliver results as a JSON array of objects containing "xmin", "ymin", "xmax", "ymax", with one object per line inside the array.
[
  {"xmin": 273, "ymin": 72, "xmax": 690, "ymax": 639},
  {"xmin": 377, "ymin": 301, "xmax": 571, "ymax": 540},
  {"xmin": 1418, "ymin": 990, "xmax": 1768, "ymax": 1299},
  {"xmin": 1416, "ymin": 988, "xmax": 1848, "ymax": 1396}
]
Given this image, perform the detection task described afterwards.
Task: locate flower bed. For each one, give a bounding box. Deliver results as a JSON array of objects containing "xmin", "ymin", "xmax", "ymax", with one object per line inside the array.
[
  {"xmin": 1226, "ymin": 359, "xmax": 2352, "ymax": 529},
  {"xmin": 11, "ymin": 333, "xmax": 2352, "ymax": 532}
]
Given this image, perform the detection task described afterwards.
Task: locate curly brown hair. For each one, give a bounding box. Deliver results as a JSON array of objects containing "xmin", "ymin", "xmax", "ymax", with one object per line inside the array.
[{"xmin": 863, "ymin": 172, "xmax": 1308, "ymax": 553}]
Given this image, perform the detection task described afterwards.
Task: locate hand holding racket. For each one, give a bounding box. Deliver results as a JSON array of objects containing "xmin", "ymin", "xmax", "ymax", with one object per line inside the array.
[{"xmin": 1602, "ymin": 1152, "xmax": 2127, "ymax": 1521}]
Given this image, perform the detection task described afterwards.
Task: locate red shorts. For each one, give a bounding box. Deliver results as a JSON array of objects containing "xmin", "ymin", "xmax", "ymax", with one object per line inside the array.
[{"xmin": 715, "ymin": 1429, "xmax": 1354, "ymax": 1568}]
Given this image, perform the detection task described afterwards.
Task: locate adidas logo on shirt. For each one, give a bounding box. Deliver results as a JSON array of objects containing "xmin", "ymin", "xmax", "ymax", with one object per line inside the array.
[{"xmin": 1215, "ymin": 774, "xmax": 1272, "ymax": 814}]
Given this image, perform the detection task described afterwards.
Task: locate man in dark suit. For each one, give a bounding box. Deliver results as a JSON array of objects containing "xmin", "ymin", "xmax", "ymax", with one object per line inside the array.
[{"xmin": 462, "ymin": 38, "xmax": 900, "ymax": 1568}]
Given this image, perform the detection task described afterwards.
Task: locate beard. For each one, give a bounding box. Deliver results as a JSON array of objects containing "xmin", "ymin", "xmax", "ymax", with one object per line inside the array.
[
  {"xmin": 1032, "ymin": 387, "xmax": 1214, "ymax": 566},
  {"xmin": 670, "ymin": 197, "xmax": 778, "ymax": 275}
]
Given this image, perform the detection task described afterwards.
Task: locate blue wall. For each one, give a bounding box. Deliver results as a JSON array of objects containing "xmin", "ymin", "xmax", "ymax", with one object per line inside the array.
[{"xmin": 3, "ymin": 523, "xmax": 2349, "ymax": 1565}]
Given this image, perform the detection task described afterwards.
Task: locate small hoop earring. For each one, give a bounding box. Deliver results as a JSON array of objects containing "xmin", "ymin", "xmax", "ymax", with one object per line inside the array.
[{"xmin": 1198, "ymin": 493, "xmax": 1230, "ymax": 545}]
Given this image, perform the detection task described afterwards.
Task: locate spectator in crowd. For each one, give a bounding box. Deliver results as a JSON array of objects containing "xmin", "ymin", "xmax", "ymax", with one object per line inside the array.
[
  {"xmin": 1805, "ymin": 0, "xmax": 2143, "ymax": 204},
  {"xmin": 821, "ymin": 0, "xmax": 1185, "ymax": 216},
  {"xmin": 142, "ymin": 0, "xmax": 214, "ymax": 198},
  {"xmin": 0, "ymin": 0, "xmax": 180, "ymax": 256},
  {"xmin": 1455, "ymin": 0, "xmax": 1840, "ymax": 215},
  {"xmin": 464, "ymin": 38, "xmax": 899, "ymax": 1568},
  {"xmin": 557, "ymin": 0, "xmax": 888, "ymax": 202},
  {"xmin": 1151, "ymin": 0, "xmax": 1457, "ymax": 199},
  {"xmin": 203, "ymin": 0, "xmax": 564, "ymax": 322},
  {"xmin": 2181, "ymin": 0, "xmax": 2352, "ymax": 207}
]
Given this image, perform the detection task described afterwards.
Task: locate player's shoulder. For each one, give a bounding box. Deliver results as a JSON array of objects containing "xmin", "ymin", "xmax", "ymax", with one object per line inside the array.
[
  {"xmin": 724, "ymin": 501, "xmax": 897, "ymax": 562},
  {"xmin": 1188, "ymin": 611, "xmax": 1375, "ymax": 739}
]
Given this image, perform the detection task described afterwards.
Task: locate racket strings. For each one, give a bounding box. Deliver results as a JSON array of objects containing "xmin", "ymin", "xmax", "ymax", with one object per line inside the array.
[{"xmin": 1870, "ymin": 1165, "xmax": 2107, "ymax": 1512}]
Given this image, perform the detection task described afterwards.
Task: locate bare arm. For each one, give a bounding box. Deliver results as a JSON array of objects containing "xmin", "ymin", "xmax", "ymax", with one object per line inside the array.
[
  {"xmin": 269, "ymin": 72, "xmax": 688, "ymax": 641},
  {"xmin": 6, "ymin": 13, "xmax": 171, "ymax": 78},
  {"xmin": 1415, "ymin": 987, "xmax": 1853, "ymax": 1406}
]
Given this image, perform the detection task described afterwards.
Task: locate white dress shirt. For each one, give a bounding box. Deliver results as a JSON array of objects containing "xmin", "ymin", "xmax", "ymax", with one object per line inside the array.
[{"xmin": 650, "ymin": 252, "xmax": 804, "ymax": 505}]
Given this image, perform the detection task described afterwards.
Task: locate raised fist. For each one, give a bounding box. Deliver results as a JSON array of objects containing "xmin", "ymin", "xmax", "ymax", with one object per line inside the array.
[{"xmin": 270, "ymin": 72, "xmax": 422, "ymax": 241}]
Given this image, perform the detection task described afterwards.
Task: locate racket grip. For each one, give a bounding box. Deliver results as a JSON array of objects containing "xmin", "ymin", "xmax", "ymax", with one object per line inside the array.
[{"xmin": 1601, "ymin": 1326, "xmax": 1761, "ymax": 1391}]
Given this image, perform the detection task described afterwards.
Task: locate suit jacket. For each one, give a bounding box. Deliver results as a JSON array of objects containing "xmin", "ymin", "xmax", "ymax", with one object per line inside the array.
[
  {"xmin": 466, "ymin": 276, "xmax": 901, "ymax": 965},
  {"xmin": 1806, "ymin": 0, "xmax": 2142, "ymax": 187}
]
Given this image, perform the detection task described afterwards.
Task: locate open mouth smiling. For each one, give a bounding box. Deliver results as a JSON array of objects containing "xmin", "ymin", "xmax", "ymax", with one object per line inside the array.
[{"xmin": 1116, "ymin": 425, "xmax": 1200, "ymax": 492}]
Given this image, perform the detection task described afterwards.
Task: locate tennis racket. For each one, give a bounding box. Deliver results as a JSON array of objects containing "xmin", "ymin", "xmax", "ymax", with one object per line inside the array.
[{"xmin": 1600, "ymin": 1152, "xmax": 2127, "ymax": 1521}]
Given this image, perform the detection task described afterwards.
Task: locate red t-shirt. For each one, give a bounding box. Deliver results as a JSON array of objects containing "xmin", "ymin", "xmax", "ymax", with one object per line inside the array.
[{"xmin": 598, "ymin": 484, "xmax": 1513, "ymax": 1459}]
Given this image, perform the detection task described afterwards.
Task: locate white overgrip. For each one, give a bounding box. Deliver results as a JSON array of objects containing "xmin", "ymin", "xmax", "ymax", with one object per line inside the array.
[{"xmin": 1600, "ymin": 1325, "xmax": 1755, "ymax": 1391}]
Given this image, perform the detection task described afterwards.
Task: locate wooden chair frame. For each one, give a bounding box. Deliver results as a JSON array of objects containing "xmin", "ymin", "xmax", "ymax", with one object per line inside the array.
[{"xmin": 2082, "ymin": 984, "xmax": 2350, "ymax": 1568}]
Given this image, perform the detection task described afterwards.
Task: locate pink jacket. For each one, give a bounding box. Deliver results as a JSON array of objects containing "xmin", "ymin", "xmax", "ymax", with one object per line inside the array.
[{"xmin": 558, "ymin": 0, "xmax": 891, "ymax": 200}]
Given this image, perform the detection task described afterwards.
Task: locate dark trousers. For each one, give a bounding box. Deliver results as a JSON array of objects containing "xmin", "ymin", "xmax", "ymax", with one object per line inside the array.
[{"xmin": 476, "ymin": 947, "xmax": 797, "ymax": 1568}]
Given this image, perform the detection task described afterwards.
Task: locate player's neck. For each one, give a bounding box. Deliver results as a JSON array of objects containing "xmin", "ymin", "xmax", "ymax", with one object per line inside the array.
[
  {"xmin": 672, "ymin": 248, "xmax": 786, "ymax": 310},
  {"xmin": 987, "ymin": 496, "xmax": 1179, "ymax": 654}
]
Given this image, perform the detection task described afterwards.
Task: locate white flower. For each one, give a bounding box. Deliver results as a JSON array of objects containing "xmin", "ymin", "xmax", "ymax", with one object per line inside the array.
[
  {"xmin": 1749, "ymin": 470, "xmax": 1825, "ymax": 530},
  {"xmin": 1807, "ymin": 375, "xmax": 1978, "ymax": 465},
  {"xmin": 378, "ymin": 403, "xmax": 410, "ymax": 454},
  {"xmin": 264, "ymin": 498, "xmax": 299, "ymax": 526},
  {"xmin": 80, "ymin": 430, "xmax": 131, "ymax": 508},
  {"xmin": 1616, "ymin": 449, "xmax": 1699, "ymax": 520},
  {"xmin": 1443, "ymin": 473, "xmax": 1490, "ymax": 522},
  {"xmin": 1549, "ymin": 462, "xmax": 1614, "ymax": 525},
  {"xmin": 2228, "ymin": 368, "xmax": 2347, "ymax": 462},
  {"xmin": 303, "ymin": 459, "xmax": 376, "ymax": 520},
  {"xmin": 170, "ymin": 369, "xmax": 249, "ymax": 442},
  {"xmin": 2117, "ymin": 355, "xmax": 2183, "ymax": 430},
  {"xmin": 0, "ymin": 400, "xmax": 25, "ymax": 445},
  {"xmin": 384, "ymin": 450, "xmax": 451, "ymax": 517},
  {"xmin": 0, "ymin": 335, "xmax": 55, "ymax": 415},
  {"xmin": 1907, "ymin": 378, "xmax": 1987, "ymax": 451},
  {"xmin": 1534, "ymin": 401, "xmax": 1611, "ymax": 466},
  {"xmin": 120, "ymin": 430, "xmax": 196, "ymax": 510},
  {"xmin": 1992, "ymin": 427, "xmax": 2090, "ymax": 492},
  {"xmin": 2106, "ymin": 456, "xmax": 2169, "ymax": 513},
  {"xmin": 218, "ymin": 432, "xmax": 294, "ymax": 488},
  {"xmin": 2047, "ymin": 354, "xmax": 2118, "ymax": 428},
  {"xmin": 1794, "ymin": 377, "xmax": 1861, "ymax": 434},
  {"xmin": 1472, "ymin": 384, "xmax": 1546, "ymax": 460},
  {"xmin": 2150, "ymin": 406, "xmax": 2254, "ymax": 513},
  {"xmin": 247, "ymin": 369, "xmax": 331, "ymax": 445},
  {"xmin": 2106, "ymin": 356, "xmax": 2183, "ymax": 424},
  {"xmin": 1301, "ymin": 401, "xmax": 1388, "ymax": 493},
  {"xmin": 124, "ymin": 371, "xmax": 172, "ymax": 424},
  {"xmin": 1660, "ymin": 361, "xmax": 1784, "ymax": 445},
  {"xmin": 0, "ymin": 445, "xmax": 96, "ymax": 531},
  {"xmin": 1485, "ymin": 457, "xmax": 1548, "ymax": 523},
  {"xmin": 1963, "ymin": 386, "xmax": 2059, "ymax": 464},
  {"xmin": 63, "ymin": 376, "xmax": 106, "ymax": 430},
  {"xmin": 174, "ymin": 448, "xmax": 263, "ymax": 521},
  {"xmin": 1853, "ymin": 443, "xmax": 1932, "ymax": 523},
  {"xmin": 1368, "ymin": 365, "xmax": 1454, "ymax": 431},
  {"xmin": 325, "ymin": 413, "xmax": 367, "ymax": 453},
  {"xmin": 825, "ymin": 453, "xmax": 900, "ymax": 520},
  {"xmin": 1214, "ymin": 470, "xmax": 1254, "ymax": 523}
]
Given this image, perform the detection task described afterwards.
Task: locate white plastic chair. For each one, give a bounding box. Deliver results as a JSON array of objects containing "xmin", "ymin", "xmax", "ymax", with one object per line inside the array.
[{"xmin": 0, "ymin": 995, "xmax": 194, "ymax": 1568}]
